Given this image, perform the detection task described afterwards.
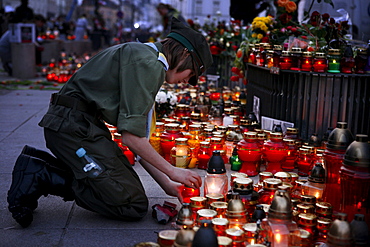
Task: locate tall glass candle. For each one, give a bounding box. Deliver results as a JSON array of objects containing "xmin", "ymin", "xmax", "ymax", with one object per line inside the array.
[
  {"xmin": 327, "ymin": 49, "xmax": 341, "ymax": 73},
  {"xmin": 312, "ymin": 52, "xmax": 328, "ymax": 73},
  {"xmin": 339, "ymin": 134, "xmax": 370, "ymax": 226},
  {"xmin": 279, "ymin": 51, "xmax": 292, "ymax": 70},
  {"xmin": 301, "ymin": 51, "xmax": 313, "ymax": 72}
]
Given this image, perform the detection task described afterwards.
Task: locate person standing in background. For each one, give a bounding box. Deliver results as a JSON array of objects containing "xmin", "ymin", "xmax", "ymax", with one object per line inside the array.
[
  {"xmin": 11, "ymin": 0, "xmax": 34, "ymax": 23},
  {"xmin": 156, "ymin": 3, "xmax": 188, "ymax": 39},
  {"xmin": 74, "ymin": 14, "xmax": 89, "ymax": 41}
]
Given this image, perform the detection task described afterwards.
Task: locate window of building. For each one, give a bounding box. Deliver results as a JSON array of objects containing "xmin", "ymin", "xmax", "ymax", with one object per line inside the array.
[
  {"xmin": 213, "ymin": 1, "xmax": 220, "ymax": 15},
  {"xmin": 195, "ymin": 0, "xmax": 202, "ymax": 15}
]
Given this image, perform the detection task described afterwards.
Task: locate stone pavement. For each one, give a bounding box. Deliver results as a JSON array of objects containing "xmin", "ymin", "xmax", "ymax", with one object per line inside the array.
[{"xmin": 0, "ymin": 72, "xmax": 242, "ymax": 247}]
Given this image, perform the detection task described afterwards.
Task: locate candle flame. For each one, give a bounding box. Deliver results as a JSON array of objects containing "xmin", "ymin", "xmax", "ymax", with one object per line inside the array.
[
  {"xmin": 275, "ymin": 233, "xmax": 281, "ymax": 243},
  {"xmin": 250, "ymin": 239, "xmax": 255, "ymax": 245},
  {"xmin": 315, "ymin": 191, "xmax": 320, "ymax": 199}
]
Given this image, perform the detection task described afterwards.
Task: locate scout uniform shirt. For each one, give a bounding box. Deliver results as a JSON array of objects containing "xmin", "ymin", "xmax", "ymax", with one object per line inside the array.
[{"xmin": 40, "ymin": 41, "xmax": 167, "ymax": 138}]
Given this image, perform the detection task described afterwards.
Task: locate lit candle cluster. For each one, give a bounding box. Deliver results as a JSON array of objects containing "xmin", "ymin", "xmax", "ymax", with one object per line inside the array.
[{"xmin": 42, "ymin": 52, "xmax": 90, "ymax": 83}]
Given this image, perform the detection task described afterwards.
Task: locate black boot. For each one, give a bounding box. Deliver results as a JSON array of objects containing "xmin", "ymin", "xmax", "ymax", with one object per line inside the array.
[
  {"xmin": 21, "ymin": 145, "xmax": 70, "ymax": 173},
  {"xmin": 7, "ymin": 154, "xmax": 74, "ymax": 228}
]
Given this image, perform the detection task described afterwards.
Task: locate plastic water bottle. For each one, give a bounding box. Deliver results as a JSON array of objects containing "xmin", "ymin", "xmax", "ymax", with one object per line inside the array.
[{"xmin": 76, "ymin": 147, "xmax": 105, "ymax": 178}]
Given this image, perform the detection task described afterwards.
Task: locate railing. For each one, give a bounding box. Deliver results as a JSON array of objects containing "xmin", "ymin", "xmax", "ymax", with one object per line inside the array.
[{"xmin": 245, "ymin": 64, "xmax": 370, "ymax": 141}]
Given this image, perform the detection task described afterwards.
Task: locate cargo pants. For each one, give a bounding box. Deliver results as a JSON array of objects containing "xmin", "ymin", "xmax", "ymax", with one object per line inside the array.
[{"xmin": 39, "ymin": 103, "xmax": 149, "ymax": 221}]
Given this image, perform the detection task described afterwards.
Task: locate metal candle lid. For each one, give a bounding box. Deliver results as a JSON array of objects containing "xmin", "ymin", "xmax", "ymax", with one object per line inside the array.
[
  {"xmin": 177, "ymin": 203, "xmax": 194, "ymax": 225},
  {"xmin": 343, "ymin": 134, "xmax": 370, "ymax": 168},
  {"xmin": 308, "ymin": 163, "xmax": 326, "ymax": 183},
  {"xmin": 327, "ymin": 122, "xmax": 354, "ymax": 150},
  {"xmin": 268, "ymin": 190, "xmax": 293, "ymax": 220},
  {"xmin": 174, "ymin": 227, "xmax": 195, "ymax": 247},
  {"xmin": 327, "ymin": 218, "xmax": 354, "ymax": 246},
  {"xmin": 227, "ymin": 198, "xmax": 247, "ymax": 217}
]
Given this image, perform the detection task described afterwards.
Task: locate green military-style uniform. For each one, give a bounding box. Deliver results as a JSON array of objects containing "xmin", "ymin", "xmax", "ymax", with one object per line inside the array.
[{"xmin": 39, "ymin": 42, "xmax": 168, "ymax": 220}]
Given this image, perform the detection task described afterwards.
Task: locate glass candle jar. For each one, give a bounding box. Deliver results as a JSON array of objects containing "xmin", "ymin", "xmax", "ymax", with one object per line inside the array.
[
  {"xmin": 247, "ymin": 44, "xmax": 256, "ymax": 64},
  {"xmin": 113, "ymin": 132, "xmax": 124, "ymax": 149},
  {"xmin": 190, "ymin": 196, "xmax": 207, "ymax": 222},
  {"xmin": 340, "ymin": 44, "xmax": 355, "ymax": 74},
  {"xmin": 312, "ymin": 52, "xmax": 328, "ymax": 73},
  {"xmin": 262, "ymin": 132, "xmax": 287, "ymax": 174},
  {"xmin": 272, "ymin": 45, "xmax": 282, "ymax": 68},
  {"xmin": 323, "ymin": 122, "xmax": 354, "ymax": 212},
  {"xmin": 266, "ymin": 50, "xmax": 274, "ymax": 68},
  {"xmin": 212, "ymin": 217, "xmax": 229, "ymax": 236},
  {"xmin": 170, "ymin": 138, "xmax": 192, "ymax": 168},
  {"xmin": 302, "ymin": 163, "xmax": 326, "ymax": 201},
  {"xmin": 290, "ymin": 47, "xmax": 302, "ymax": 71},
  {"xmin": 237, "ymin": 132, "xmax": 262, "ymax": 176},
  {"xmin": 315, "ymin": 202, "xmax": 333, "ymax": 219},
  {"xmin": 258, "ymin": 178, "xmax": 282, "ymax": 205},
  {"xmin": 298, "ymin": 213, "xmax": 318, "ymax": 239},
  {"xmin": 282, "ymin": 139, "xmax": 297, "ymax": 171},
  {"xmin": 243, "ymin": 223, "xmax": 258, "ymax": 245},
  {"xmin": 327, "ymin": 49, "xmax": 341, "ymax": 73},
  {"xmin": 290, "ymin": 179, "xmax": 306, "ymax": 200},
  {"xmin": 255, "ymin": 171, "xmax": 273, "ymax": 192},
  {"xmin": 210, "ymin": 91, "xmax": 221, "ymax": 105},
  {"xmin": 354, "ymin": 47, "xmax": 368, "ymax": 74},
  {"xmin": 210, "ymin": 137, "xmax": 226, "ymax": 155},
  {"xmin": 204, "ymin": 150, "xmax": 228, "ymax": 197},
  {"xmin": 229, "ymin": 147, "xmax": 242, "ymax": 171},
  {"xmin": 157, "ymin": 230, "xmax": 178, "ymax": 247},
  {"xmin": 206, "ymin": 193, "xmax": 225, "ymax": 207},
  {"xmin": 121, "ymin": 144, "xmax": 136, "ymax": 165},
  {"xmin": 150, "ymin": 122, "xmax": 165, "ymax": 156},
  {"xmin": 233, "ymin": 177, "xmax": 260, "ymax": 217},
  {"xmin": 175, "ymin": 104, "xmax": 188, "ymax": 118},
  {"xmin": 314, "ymin": 217, "xmax": 332, "ymax": 245},
  {"xmin": 301, "ymin": 51, "xmax": 313, "ymax": 72},
  {"xmin": 210, "ymin": 201, "xmax": 228, "ymax": 218},
  {"xmin": 279, "ymin": 51, "xmax": 292, "ymax": 70},
  {"xmin": 181, "ymin": 185, "xmax": 200, "ymax": 204},
  {"xmin": 226, "ymin": 197, "xmax": 248, "ymax": 229},
  {"xmin": 296, "ymin": 148, "xmax": 312, "ymax": 177},
  {"xmin": 259, "ymin": 190, "xmax": 300, "ymax": 246},
  {"xmin": 197, "ymin": 141, "xmax": 211, "ymax": 170},
  {"xmin": 196, "ymin": 209, "xmax": 217, "ymax": 227},
  {"xmin": 160, "ymin": 123, "xmax": 184, "ymax": 163},
  {"xmin": 339, "ymin": 134, "xmax": 370, "ymax": 226},
  {"xmin": 225, "ymin": 228, "xmax": 245, "ymax": 247},
  {"xmin": 251, "ymin": 43, "xmax": 260, "ymax": 65}
]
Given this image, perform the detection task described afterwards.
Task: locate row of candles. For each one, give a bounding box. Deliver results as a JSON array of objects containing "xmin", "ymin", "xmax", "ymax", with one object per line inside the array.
[
  {"xmin": 155, "ymin": 146, "xmax": 369, "ymax": 247},
  {"xmin": 42, "ymin": 51, "xmax": 90, "ymax": 83},
  {"xmin": 168, "ymin": 120, "xmax": 369, "ymax": 246},
  {"xmin": 248, "ymin": 43, "xmax": 370, "ymax": 74},
  {"xmin": 103, "ymin": 86, "xmax": 369, "ymax": 246}
]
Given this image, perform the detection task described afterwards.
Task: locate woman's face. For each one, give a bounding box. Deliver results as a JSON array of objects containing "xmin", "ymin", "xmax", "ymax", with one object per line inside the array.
[{"xmin": 165, "ymin": 68, "xmax": 194, "ymax": 84}]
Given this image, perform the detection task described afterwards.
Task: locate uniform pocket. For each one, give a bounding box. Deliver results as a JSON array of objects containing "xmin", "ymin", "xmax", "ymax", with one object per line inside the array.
[{"xmin": 38, "ymin": 113, "xmax": 65, "ymax": 132}]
